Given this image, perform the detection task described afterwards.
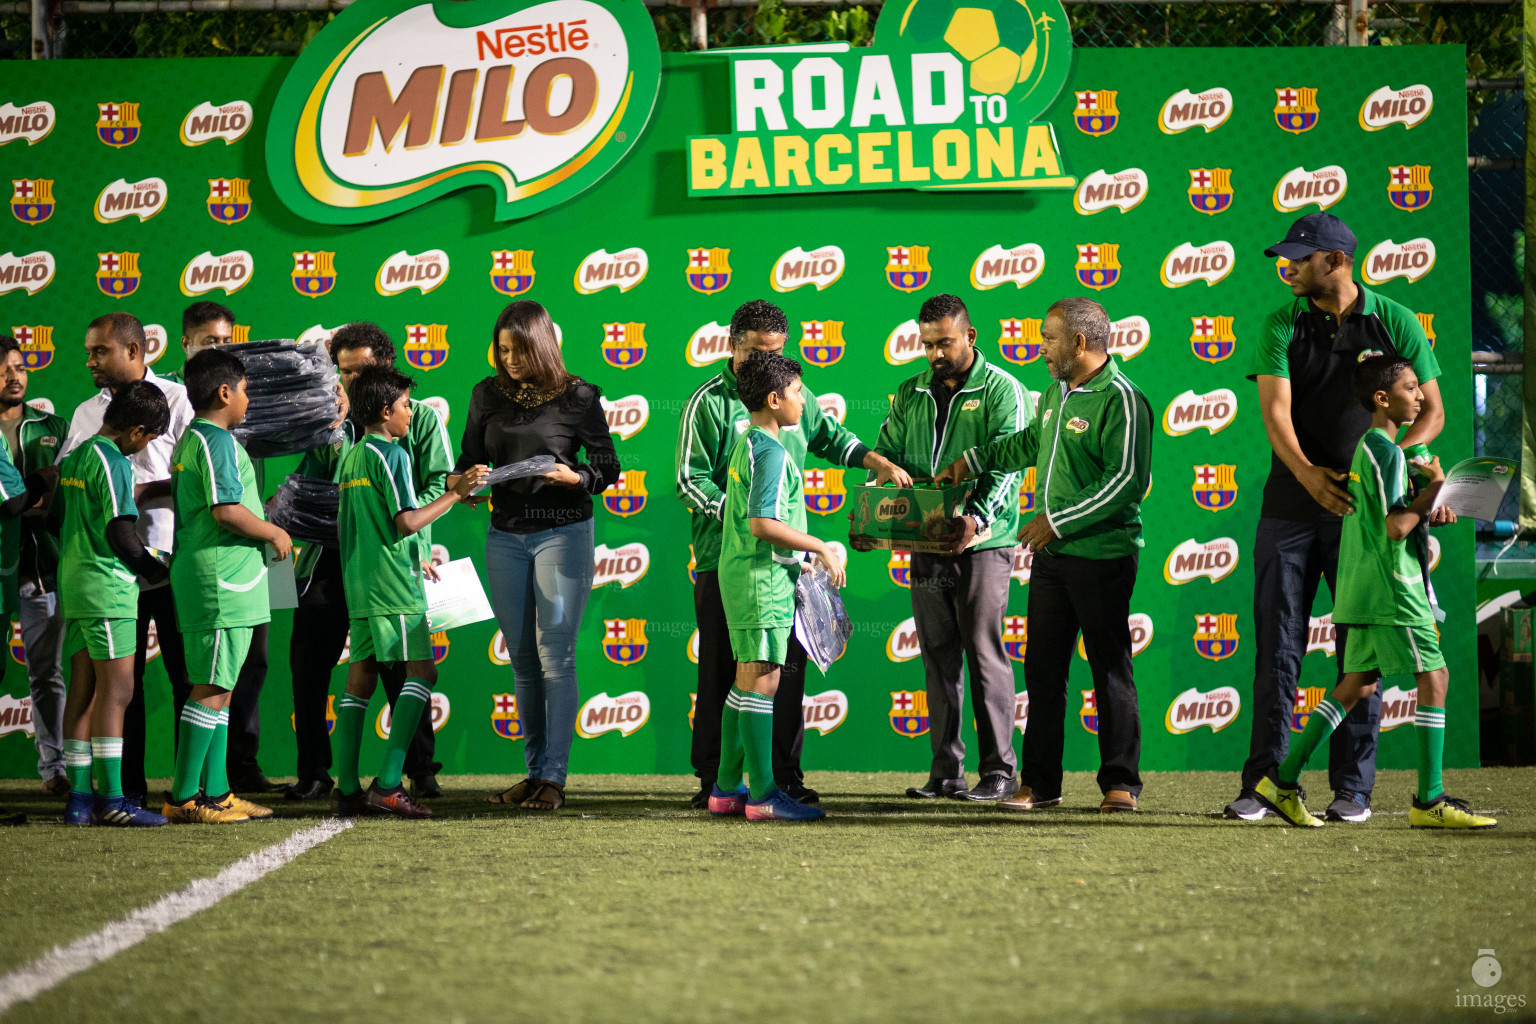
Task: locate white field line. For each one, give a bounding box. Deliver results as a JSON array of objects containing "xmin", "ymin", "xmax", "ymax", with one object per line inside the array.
[{"xmin": 0, "ymin": 818, "xmax": 353, "ymax": 1014}]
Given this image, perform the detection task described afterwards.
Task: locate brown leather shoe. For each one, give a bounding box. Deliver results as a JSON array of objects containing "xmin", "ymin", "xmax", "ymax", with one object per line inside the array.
[
  {"xmin": 1100, "ymin": 790, "xmax": 1138, "ymax": 813},
  {"xmin": 998, "ymin": 786, "xmax": 1063, "ymax": 811}
]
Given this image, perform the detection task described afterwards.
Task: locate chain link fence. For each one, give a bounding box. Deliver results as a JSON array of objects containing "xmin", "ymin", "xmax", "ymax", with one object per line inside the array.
[{"xmin": 0, "ymin": 0, "xmax": 1525, "ymax": 528}]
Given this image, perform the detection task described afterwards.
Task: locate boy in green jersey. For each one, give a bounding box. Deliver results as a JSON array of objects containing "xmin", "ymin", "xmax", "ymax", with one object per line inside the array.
[
  {"xmin": 162, "ymin": 349, "xmax": 293, "ymax": 825},
  {"xmin": 333, "ymin": 367, "xmax": 485, "ymax": 818},
  {"xmin": 55, "ymin": 381, "xmax": 174, "ymax": 827},
  {"xmin": 710, "ymin": 352, "xmax": 844, "ymax": 823},
  {"xmin": 1256, "ymin": 355, "xmax": 1495, "ymax": 830}
]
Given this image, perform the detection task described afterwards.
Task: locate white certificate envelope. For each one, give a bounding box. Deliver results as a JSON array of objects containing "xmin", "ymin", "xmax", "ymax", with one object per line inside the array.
[
  {"xmin": 267, "ymin": 550, "xmax": 299, "ymax": 611},
  {"xmin": 424, "ymin": 557, "xmax": 495, "ymax": 631}
]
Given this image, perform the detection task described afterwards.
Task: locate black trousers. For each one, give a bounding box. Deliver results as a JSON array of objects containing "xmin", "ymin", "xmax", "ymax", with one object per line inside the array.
[
  {"xmin": 289, "ymin": 548, "xmax": 438, "ymax": 786},
  {"xmin": 1021, "ymin": 549, "xmax": 1142, "ymax": 799},
  {"xmin": 122, "ymin": 584, "xmax": 191, "ymax": 797},
  {"xmin": 690, "ymin": 570, "xmax": 806, "ymax": 787},
  {"xmin": 224, "ymin": 622, "xmax": 270, "ymax": 779},
  {"xmin": 1241, "ymin": 517, "xmax": 1376, "ymax": 794}
]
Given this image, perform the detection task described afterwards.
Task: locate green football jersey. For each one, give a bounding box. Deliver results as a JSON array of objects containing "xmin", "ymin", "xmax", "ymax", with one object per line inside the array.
[
  {"xmin": 720, "ymin": 425, "xmax": 805, "ymax": 629},
  {"xmin": 339, "ymin": 434, "xmax": 427, "ymax": 618},
  {"xmin": 55, "ymin": 436, "xmax": 141, "ymax": 621},
  {"xmin": 1334, "ymin": 427, "xmax": 1432, "ymax": 626},
  {"xmin": 170, "ymin": 419, "xmax": 271, "ymax": 632},
  {"xmin": 0, "ymin": 438, "xmax": 27, "ymax": 616}
]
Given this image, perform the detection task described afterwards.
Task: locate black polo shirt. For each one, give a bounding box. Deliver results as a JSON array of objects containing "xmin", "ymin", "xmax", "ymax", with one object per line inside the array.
[{"xmin": 1248, "ymin": 283, "xmax": 1439, "ymax": 522}]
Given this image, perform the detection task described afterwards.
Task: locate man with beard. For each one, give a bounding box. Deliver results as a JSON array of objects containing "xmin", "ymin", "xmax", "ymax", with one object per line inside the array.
[
  {"xmin": 860, "ymin": 293, "xmax": 1031, "ymax": 803},
  {"xmin": 0, "ymin": 335, "xmax": 69, "ymax": 795},
  {"xmin": 62, "ymin": 312, "xmax": 194, "ymax": 806},
  {"xmin": 940, "ymin": 295, "xmax": 1151, "ymax": 812}
]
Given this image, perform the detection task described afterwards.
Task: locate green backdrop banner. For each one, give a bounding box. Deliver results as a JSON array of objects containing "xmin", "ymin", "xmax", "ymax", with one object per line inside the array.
[{"xmin": 0, "ymin": 43, "xmax": 1472, "ymax": 779}]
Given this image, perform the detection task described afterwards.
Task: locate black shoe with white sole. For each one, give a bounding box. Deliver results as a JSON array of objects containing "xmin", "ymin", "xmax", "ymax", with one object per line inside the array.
[
  {"xmin": 1325, "ymin": 790, "xmax": 1372, "ymax": 822},
  {"xmin": 1223, "ymin": 790, "xmax": 1270, "ymax": 820}
]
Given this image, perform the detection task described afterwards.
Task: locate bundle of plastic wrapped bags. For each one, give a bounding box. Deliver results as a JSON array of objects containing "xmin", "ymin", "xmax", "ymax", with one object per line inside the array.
[
  {"xmin": 227, "ymin": 339, "xmax": 343, "ymax": 458},
  {"xmin": 268, "ymin": 473, "xmax": 340, "ymax": 548}
]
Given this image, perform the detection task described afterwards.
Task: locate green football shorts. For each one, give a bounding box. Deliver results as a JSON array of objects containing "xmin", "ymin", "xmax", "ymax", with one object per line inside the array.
[
  {"xmin": 729, "ymin": 626, "xmax": 791, "ymax": 666},
  {"xmin": 1343, "ymin": 622, "xmax": 1445, "ymax": 677},
  {"xmin": 184, "ymin": 626, "xmax": 255, "ymax": 691},
  {"xmin": 350, "ymin": 613, "xmax": 433, "ymax": 664},
  {"xmin": 63, "ymin": 617, "xmax": 136, "ymax": 661}
]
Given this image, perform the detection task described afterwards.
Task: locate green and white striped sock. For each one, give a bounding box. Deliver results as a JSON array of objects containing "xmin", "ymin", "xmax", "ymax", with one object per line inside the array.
[{"xmin": 1415, "ymin": 704, "xmax": 1446, "ymax": 803}]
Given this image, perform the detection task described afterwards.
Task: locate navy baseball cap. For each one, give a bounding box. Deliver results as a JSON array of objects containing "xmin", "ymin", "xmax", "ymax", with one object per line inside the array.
[{"xmin": 1264, "ymin": 212, "xmax": 1357, "ymax": 259}]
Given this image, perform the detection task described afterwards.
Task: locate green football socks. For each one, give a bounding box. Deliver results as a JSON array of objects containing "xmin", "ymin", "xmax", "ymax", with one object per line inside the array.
[
  {"xmin": 1416, "ymin": 704, "xmax": 1446, "ymax": 803},
  {"xmin": 334, "ymin": 694, "xmax": 369, "ymax": 795},
  {"xmin": 90, "ymin": 736, "xmax": 123, "ymax": 799},
  {"xmin": 1277, "ymin": 696, "xmax": 1345, "ymax": 787},
  {"xmin": 172, "ymin": 702, "xmax": 219, "ymax": 802},
  {"xmin": 63, "ymin": 738, "xmax": 92, "ymax": 795},
  {"xmin": 379, "ymin": 679, "xmax": 432, "ymax": 789},
  {"xmin": 200, "ymin": 706, "xmax": 231, "ymax": 798},
  {"xmin": 716, "ymin": 689, "xmax": 747, "ymax": 793},
  {"xmin": 737, "ymin": 689, "xmax": 777, "ymax": 801}
]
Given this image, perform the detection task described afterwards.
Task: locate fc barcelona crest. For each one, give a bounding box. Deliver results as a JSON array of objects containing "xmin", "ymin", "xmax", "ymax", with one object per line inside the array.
[
  {"xmin": 1074, "ymin": 90, "xmax": 1119, "ymax": 136},
  {"xmin": 1275, "ymin": 257, "xmax": 1292, "ymax": 284},
  {"xmin": 1002, "ymin": 615, "xmax": 1028, "ymax": 663},
  {"xmin": 1273, "ymin": 87, "xmax": 1319, "ymax": 134},
  {"xmin": 1387, "ymin": 165, "xmax": 1433, "ymax": 211},
  {"xmin": 603, "ymin": 469, "xmax": 648, "ymax": 517},
  {"xmin": 886, "ymin": 246, "xmax": 931, "ymax": 292},
  {"xmin": 686, "ymin": 247, "xmax": 731, "ymax": 294},
  {"xmin": 887, "ymin": 549, "xmax": 911, "ymax": 588},
  {"xmin": 11, "ymin": 325, "xmax": 53, "ymax": 370},
  {"xmin": 1019, "ymin": 466, "xmax": 1037, "ymax": 515},
  {"xmin": 803, "ymin": 467, "xmax": 846, "ymax": 516},
  {"xmin": 1187, "ymin": 168, "xmax": 1233, "ymax": 215},
  {"xmin": 8, "ymin": 620, "xmax": 24, "ymax": 666},
  {"xmin": 11, "ymin": 179, "xmax": 53, "ymax": 224},
  {"xmin": 799, "ymin": 320, "xmax": 845, "ymax": 368},
  {"xmin": 889, "ymin": 690, "xmax": 930, "ymax": 737},
  {"xmin": 96, "ymin": 101, "xmax": 140, "ymax": 147},
  {"xmin": 1189, "ymin": 315, "xmax": 1235, "ymax": 363},
  {"xmin": 1191, "ymin": 464, "xmax": 1237, "ymax": 511},
  {"xmin": 96, "ymin": 251, "xmax": 140, "ymax": 298},
  {"xmin": 998, "ymin": 318, "xmax": 1043, "ymax": 366},
  {"xmin": 602, "ymin": 617, "xmax": 649, "ymax": 666},
  {"xmin": 491, "ymin": 249, "xmax": 535, "ymax": 296},
  {"xmin": 431, "ymin": 630, "xmax": 450, "ymax": 665},
  {"xmin": 291, "ymin": 251, "xmax": 336, "ymax": 297},
  {"xmin": 404, "ymin": 324, "xmax": 449, "ymax": 371},
  {"xmin": 1291, "ymin": 686, "xmax": 1328, "ymax": 732},
  {"xmin": 1193, "ymin": 613, "xmax": 1240, "ymax": 661},
  {"xmin": 601, "ymin": 322, "xmax": 647, "ymax": 369},
  {"xmin": 491, "ymin": 693, "xmax": 524, "ymax": 741},
  {"xmin": 1080, "ymin": 690, "xmax": 1099, "ymax": 734},
  {"xmin": 1075, "ymin": 243, "xmax": 1120, "ymax": 290},
  {"xmin": 1416, "ymin": 312, "xmax": 1436, "ymax": 348},
  {"xmin": 207, "ymin": 178, "xmax": 251, "ymax": 223}
]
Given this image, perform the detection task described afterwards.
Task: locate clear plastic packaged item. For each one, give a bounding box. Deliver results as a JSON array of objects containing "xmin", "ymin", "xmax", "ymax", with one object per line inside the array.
[
  {"xmin": 794, "ymin": 564, "xmax": 852, "ymax": 674},
  {"xmin": 267, "ymin": 472, "xmax": 340, "ymax": 547},
  {"xmin": 471, "ymin": 454, "xmax": 559, "ymax": 494},
  {"xmin": 225, "ymin": 338, "xmax": 344, "ymax": 458}
]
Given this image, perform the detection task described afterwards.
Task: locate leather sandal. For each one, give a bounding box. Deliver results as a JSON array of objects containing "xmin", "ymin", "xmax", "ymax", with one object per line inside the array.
[
  {"xmin": 485, "ymin": 777, "xmax": 537, "ymax": 804},
  {"xmin": 520, "ymin": 780, "xmax": 565, "ymax": 811}
]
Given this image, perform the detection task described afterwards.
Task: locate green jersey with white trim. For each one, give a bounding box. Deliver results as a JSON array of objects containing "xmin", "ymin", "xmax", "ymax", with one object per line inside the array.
[
  {"xmin": 170, "ymin": 419, "xmax": 271, "ymax": 631},
  {"xmin": 55, "ymin": 436, "xmax": 141, "ymax": 620},
  {"xmin": 339, "ymin": 434, "xmax": 427, "ymax": 618},
  {"xmin": 720, "ymin": 425, "xmax": 805, "ymax": 629},
  {"xmin": 1334, "ymin": 427, "xmax": 1433, "ymax": 626}
]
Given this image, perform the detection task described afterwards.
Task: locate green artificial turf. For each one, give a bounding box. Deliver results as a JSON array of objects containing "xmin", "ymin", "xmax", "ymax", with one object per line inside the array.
[{"xmin": 0, "ymin": 768, "xmax": 1532, "ymax": 1023}]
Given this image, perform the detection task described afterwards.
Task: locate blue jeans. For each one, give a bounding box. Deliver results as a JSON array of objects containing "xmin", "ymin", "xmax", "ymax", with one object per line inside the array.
[
  {"xmin": 485, "ymin": 518, "xmax": 594, "ymax": 786},
  {"xmin": 1241, "ymin": 517, "xmax": 1380, "ymax": 795}
]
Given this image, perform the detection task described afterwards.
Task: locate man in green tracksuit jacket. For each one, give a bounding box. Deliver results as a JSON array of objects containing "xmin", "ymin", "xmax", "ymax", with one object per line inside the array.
[
  {"xmin": 676, "ymin": 299, "xmax": 910, "ymax": 808},
  {"xmin": 943, "ymin": 295, "xmax": 1152, "ymax": 813},
  {"xmin": 859, "ymin": 293, "xmax": 1033, "ymax": 803}
]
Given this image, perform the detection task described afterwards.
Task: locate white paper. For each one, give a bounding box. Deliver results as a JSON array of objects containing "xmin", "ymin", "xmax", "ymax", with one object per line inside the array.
[
  {"xmin": 1430, "ymin": 457, "xmax": 1516, "ymax": 521},
  {"xmin": 424, "ymin": 557, "xmax": 495, "ymax": 631}
]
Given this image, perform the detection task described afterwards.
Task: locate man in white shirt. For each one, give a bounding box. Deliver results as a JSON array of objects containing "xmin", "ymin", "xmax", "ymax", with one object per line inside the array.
[{"xmin": 63, "ymin": 311, "xmax": 194, "ymax": 805}]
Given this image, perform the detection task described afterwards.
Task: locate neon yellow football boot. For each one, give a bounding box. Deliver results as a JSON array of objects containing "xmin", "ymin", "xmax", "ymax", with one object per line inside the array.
[
  {"xmin": 1410, "ymin": 794, "xmax": 1497, "ymax": 830},
  {"xmin": 1256, "ymin": 777, "xmax": 1324, "ymax": 828}
]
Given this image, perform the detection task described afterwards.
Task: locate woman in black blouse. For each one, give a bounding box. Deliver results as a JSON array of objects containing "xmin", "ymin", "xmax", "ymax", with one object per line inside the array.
[{"xmin": 454, "ymin": 300, "xmax": 618, "ymax": 810}]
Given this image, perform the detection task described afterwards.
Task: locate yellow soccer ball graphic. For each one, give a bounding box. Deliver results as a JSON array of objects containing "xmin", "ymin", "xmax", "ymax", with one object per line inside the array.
[{"xmin": 899, "ymin": 0, "xmax": 1042, "ymax": 98}]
